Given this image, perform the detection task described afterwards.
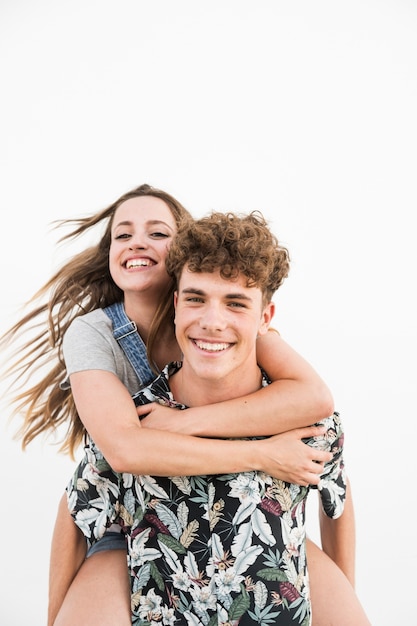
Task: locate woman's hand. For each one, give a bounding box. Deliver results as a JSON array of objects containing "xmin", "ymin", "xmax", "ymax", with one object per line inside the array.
[
  {"xmin": 139, "ymin": 406, "xmax": 332, "ymax": 486},
  {"xmin": 137, "ymin": 402, "xmax": 185, "ymax": 430},
  {"xmin": 256, "ymin": 425, "xmax": 332, "ymax": 485}
]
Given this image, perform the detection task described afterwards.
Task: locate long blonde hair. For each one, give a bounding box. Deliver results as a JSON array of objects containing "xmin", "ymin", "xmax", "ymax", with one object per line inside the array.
[{"xmin": 1, "ymin": 184, "xmax": 192, "ymax": 458}]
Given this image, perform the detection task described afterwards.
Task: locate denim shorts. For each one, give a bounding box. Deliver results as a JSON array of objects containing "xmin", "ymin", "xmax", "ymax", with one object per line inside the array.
[{"xmin": 86, "ymin": 531, "xmax": 127, "ymax": 557}]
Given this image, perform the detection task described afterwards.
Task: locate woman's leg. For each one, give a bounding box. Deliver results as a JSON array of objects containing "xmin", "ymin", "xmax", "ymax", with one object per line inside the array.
[
  {"xmin": 307, "ymin": 538, "xmax": 371, "ymax": 626},
  {"xmin": 48, "ymin": 494, "xmax": 87, "ymax": 625},
  {"xmin": 52, "ymin": 549, "xmax": 131, "ymax": 626}
]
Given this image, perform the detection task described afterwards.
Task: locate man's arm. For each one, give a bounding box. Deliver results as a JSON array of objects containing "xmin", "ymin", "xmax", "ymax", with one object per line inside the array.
[
  {"xmin": 48, "ymin": 493, "xmax": 87, "ymax": 626},
  {"xmin": 319, "ymin": 478, "xmax": 356, "ymax": 587}
]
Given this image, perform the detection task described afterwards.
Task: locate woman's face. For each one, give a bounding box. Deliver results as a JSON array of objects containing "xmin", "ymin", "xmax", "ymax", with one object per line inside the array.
[{"xmin": 109, "ymin": 195, "xmax": 177, "ymax": 300}]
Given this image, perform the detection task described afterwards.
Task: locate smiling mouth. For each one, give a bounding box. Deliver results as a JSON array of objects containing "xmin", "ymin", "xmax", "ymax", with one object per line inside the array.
[
  {"xmin": 125, "ymin": 259, "xmax": 155, "ymax": 269},
  {"xmin": 193, "ymin": 340, "xmax": 231, "ymax": 352}
]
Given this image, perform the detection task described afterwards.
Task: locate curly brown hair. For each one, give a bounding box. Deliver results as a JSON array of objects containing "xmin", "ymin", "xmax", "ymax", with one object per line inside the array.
[
  {"xmin": 166, "ymin": 211, "xmax": 290, "ymax": 305},
  {"xmin": 1, "ymin": 184, "xmax": 192, "ymax": 457}
]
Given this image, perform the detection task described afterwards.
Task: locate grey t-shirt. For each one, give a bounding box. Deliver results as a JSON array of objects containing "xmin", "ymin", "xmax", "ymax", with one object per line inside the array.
[{"xmin": 62, "ymin": 308, "xmax": 143, "ymax": 396}]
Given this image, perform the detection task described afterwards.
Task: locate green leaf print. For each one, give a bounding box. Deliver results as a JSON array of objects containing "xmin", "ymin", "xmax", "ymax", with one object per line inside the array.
[
  {"xmin": 157, "ymin": 532, "xmax": 187, "ymax": 554},
  {"xmin": 248, "ymin": 604, "xmax": 282, "ymax": 625},
  {"xmin": 149, "ymin": 560, "xmax": 165, "ymax": 592},
  {"xmin": 228, "ymin": 587, "xmax": 251, "ymax": 620},
  {"xmin": 133, "ymin": 507, "xmax": 144, "ymax": 525},
  {"xmin": 257, "ymin": 567, "xmax": 289, "ymax": 582},
  {"xmin": 96, "ymin": 458, "xmax": 112, "ymax": 472}
]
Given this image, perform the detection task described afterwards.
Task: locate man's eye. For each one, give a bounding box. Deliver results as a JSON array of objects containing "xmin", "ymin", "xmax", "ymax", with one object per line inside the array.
[
  {"xmin": 185, "ymin": 297, "xmax": 204, "ymax": 303},
  {"xmin": 229, "ymin": 302, "xmax": 246, "ymax": 308}
]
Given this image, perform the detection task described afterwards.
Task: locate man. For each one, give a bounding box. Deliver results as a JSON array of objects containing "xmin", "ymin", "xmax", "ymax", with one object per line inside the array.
[{"xmin": 68, "ymin": 210, "xmax": 348, "ymax": 624}]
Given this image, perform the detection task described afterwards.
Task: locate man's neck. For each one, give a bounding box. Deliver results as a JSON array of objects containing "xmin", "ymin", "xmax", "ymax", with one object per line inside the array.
[{"xmin": 169, "ymin": 362, "xmax": 263, "ymax": 407}]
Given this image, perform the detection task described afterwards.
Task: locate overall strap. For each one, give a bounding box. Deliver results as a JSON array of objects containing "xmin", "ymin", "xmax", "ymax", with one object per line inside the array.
[{"xmin": 103, "ymin": 302, "xmax": 154, "ymax": 387}]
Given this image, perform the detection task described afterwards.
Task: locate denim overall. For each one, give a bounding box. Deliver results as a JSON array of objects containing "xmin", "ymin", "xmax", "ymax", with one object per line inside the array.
[
  {"xmin": 103, "ymin": 301, "xmax": 155, "ymax": 387},
  {"xmin": 86, "ymin": 301, "xmax": 155, "ymax": 557}
]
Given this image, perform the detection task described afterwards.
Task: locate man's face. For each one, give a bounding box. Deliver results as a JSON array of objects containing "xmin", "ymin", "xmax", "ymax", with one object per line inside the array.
[{"xmin": 174, "ymin": 266, "xmax": 274, "ymax": 386}]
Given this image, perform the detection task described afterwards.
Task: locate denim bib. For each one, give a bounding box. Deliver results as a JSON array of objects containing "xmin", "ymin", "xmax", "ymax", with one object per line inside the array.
[{"xmin": 103, "ymin": 301, "xmax": 154, "ymax": 387}]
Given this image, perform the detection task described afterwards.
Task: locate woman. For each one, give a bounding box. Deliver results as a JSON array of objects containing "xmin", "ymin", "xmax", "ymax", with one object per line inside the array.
[{"xmin": 1, "ymin": 184, "xmax": 367, "ymax": 625}]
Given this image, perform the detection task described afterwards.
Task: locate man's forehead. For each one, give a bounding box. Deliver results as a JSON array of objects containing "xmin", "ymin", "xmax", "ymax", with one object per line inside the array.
[{"xmin": 178, "ymin": 267, "xmax": 261, "ymax": 298}]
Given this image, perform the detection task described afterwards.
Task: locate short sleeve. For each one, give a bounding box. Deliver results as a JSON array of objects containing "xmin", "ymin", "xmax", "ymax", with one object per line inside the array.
[
  {"xmin": 305, "ymin": 412, "xmax": 347, "ymax": 519},
  {"xmin": 63, "ymin": 314, "xmax": 118, "ymax": 379},
  {"xmin": 66, "ymin": 445, "xmax": 123, "ymax": 547}
]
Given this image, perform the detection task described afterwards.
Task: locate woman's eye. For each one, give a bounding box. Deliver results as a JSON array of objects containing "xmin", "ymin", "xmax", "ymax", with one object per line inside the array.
[
  {"xmin": 150, "ymin": 232, "xmax": 170, "ymax": 239},
  {"xmin": 114, "ymin": 233, "xmax": 131, "ymax": 240}
]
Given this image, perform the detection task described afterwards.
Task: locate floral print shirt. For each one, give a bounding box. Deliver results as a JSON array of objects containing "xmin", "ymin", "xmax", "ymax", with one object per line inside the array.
[{"xmin": 67, "ymin": 362, "xmax": 346, "ymax": 626}]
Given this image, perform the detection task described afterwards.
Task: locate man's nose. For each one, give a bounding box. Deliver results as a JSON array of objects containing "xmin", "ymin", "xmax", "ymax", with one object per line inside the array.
[{"xmin": 199, "ymin": 303, "xmax": 226, "ymax": 330}]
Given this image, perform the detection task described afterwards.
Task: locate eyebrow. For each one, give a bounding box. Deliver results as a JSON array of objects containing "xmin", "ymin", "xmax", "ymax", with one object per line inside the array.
[
  {"xmin": 181, "ymin": 287, "xmax": 253, "ymax": 302},
  {"xmin": 114, "ymin": 219, "xmax": 175, "ymax": 231}
]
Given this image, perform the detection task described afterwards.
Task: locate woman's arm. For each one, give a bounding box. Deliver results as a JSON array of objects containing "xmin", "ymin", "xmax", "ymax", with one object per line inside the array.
[
  {"xmin": 140, "ymin": 331, "xmax": 334, "ymax": 437},
  {"xmin": 70, "ymin": 369, "xmax": 331, "ymax": 480}
]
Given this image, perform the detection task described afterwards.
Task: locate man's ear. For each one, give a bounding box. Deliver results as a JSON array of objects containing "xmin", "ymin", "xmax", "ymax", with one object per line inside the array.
[{"xmin": 258, "ymin": 301, "xmax": 275, "ymax": 336}]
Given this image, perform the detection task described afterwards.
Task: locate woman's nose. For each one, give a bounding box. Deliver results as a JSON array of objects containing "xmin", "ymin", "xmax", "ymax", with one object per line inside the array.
[{"xmin": 129, "ymin": 234, "xmax": 147, "ymax": 250}]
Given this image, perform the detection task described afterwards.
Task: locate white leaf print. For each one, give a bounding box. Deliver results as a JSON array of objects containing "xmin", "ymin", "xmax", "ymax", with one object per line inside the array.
[
  {"xmin": 81, "ymin": 465, "xmax": 120, "ymax": 499},
  {"xmin": 74, "ymin": 507, "xmax": 100, "ymax": 537},
  {"xmin": 319, "ymin": 478, "xmax": 345, "ymax": 519},
  {"xmin": 231, "ymin": 521, "xmax": 252, "ymax": 557},
  {"xmin": 232, "ymin": 497, "xmax": 257, "ymax": 525},
  {"xmin": 251, "ymin": 508, "xmax": 276, "ymax": 547},
  {"xmin": 130, "ymin": 527, "xmax": 161, "ymax": 566},
  {"xmin": 207, "ymin": 481, "xmax": 215, "ymax": 508},
  {"xmin": 67, "ymin": 488, "xmax": 77, "ymax": 513},
  {"xmin": 280, "ymin": 511, "xmax": 292, "ymax": 546},
  {"xmin": 254, "ymin": 580, "xmax": 268, "ymax": 609},
  {"xmin": 291, "ymin": 501, "xmax": 306, "ymax": 542},
  {"xmin": 93, "ymin": 507, "xmax": 114, "ymax": 540},
  {"xmin": 183, "ymin": 610, "xmax": 205, "ymax": 625},
  {"xmin": 209, "ymin": 532, "xmax": 225, "ymax": 562},
  {"xmin": 86, "ymin": 496, "xmax": 107, "ymax": 512},
  {"xmin": 158, "ymin": 538, "xmax": 181, "ymax": 572},
  {"xmin": 170, "ymin": 475, "xmax": 192, "ymax": 495},
  {"xmin": 233, "ymin": 544, "xmax": 263, "ymax": 575},
  {"xmin": 133, "ymin": 479, "xmax": 146, "ymax": 510},
  {"xmin": 131, "ymin": 562, "xmax": 151, "ymax": 594},
  {"xmin": 184, "ymin": 551, "xmax": 200, "ymax": 579},
  {"xmin": 155, "ymin": 502, "xmax": 182, "ymax": 539},
  {"xmin": 139, "ymin": 474, "xmax": 169, "ymax": 499},
  {"xmin": 177, "ymin": 501, "xmax": 189, "ymax": 529},
  {"xmin": 217, "ymin": 605, "xmax": 230, "ymax": 623},
  {"xmin": 140, "ymin": 548, "xmax": 161, "ymax": 562},
  {"xmin": 123, "ymin": 488, "xmax": 137, "ymax": 517},
  {"xmin": 282, "ymin": 550, "xmax": 298, "ymax": 585},
  {"xmin": 122, "ymin": 472, "xmax": 133, "ymax": 488}
]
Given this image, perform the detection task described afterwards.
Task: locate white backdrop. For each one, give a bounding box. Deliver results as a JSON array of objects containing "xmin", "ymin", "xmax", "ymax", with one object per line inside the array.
[{"xmin": 1, "ymin": 2, "xmax": 416, "ymax": 624}]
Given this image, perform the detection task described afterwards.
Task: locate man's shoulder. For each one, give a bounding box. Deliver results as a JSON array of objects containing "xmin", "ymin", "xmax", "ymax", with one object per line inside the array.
[{"xmin": 132, "ymin": 362, "xmax": 185, "ymax": 409}]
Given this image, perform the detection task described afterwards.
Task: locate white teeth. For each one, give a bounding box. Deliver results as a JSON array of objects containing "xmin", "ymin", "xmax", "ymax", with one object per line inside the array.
[
  {"xmin": 126, "ymin": 259, "xmax": 153, "ymax": 269},
  {"xmin": 195, "ymin": 341, "xmax": 229, "ymax": 352}
]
